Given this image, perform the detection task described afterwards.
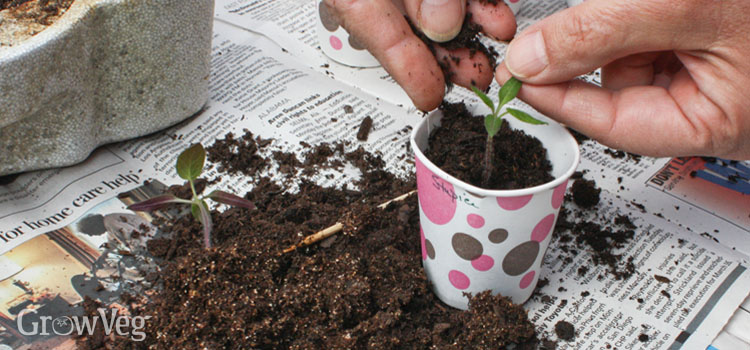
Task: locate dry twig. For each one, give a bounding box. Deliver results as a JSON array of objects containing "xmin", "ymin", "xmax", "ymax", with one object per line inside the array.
[{"xmin": 282, "ymin": 190, "xmax": 416, "ymax": 254}]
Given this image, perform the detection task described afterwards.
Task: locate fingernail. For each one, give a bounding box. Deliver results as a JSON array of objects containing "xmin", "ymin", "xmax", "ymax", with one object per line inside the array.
[
  {"xmin": 506, "ymin": 30, "xmax": 548, "ymax": 78},
  {"xmin": 419, "ymin": 0, "xmax": 464, "ymax": 43}
]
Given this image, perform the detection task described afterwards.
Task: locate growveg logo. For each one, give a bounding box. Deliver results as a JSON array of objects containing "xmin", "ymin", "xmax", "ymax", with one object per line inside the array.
[{"xmin": 17, "ymin": 308, "xmax": 151, "ymax": 341}]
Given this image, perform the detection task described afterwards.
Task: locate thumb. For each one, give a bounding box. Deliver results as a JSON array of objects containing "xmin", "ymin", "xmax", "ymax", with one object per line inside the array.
[
  {"xmin": 403, "ymin": 0, "xmax": 467, "ymax": 42},
  {"xmin": 505, "ymin": 0, "xmax": 712, "ymax": 83}
]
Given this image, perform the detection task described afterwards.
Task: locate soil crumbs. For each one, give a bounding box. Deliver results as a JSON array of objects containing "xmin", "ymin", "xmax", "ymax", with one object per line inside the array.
[
  {"xmin": 553, "ymin": 321, "xmax": 575, "ymax": 341},
  {"xmin": 552, "ymin": 174, "xmax": 636, "ymax": 280},
  {"xmin": 1, "ymin": 0, "xmax": 74, "ymax": 47},
  {"xmin": 425, "ymin": 101, "xmax": 554, "ymax": 190},
  {"xmin": 77, "ymin": 132, "xmax": 544, "ymax": 350}
]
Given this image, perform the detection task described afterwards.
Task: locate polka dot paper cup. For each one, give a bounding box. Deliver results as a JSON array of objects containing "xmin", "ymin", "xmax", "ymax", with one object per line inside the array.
[
  {"xmin": 410, "ymin": 106, "xmax": 580, "ymax": 310},
  {"xmin": 317, "ymin": 1, "xmax": 380, "ymax": 68}
]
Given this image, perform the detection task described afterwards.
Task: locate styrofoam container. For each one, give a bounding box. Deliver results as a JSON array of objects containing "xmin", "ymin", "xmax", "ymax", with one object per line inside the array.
[
  {"xmin": 410, "ymin": 104, "xmax": 579, "ymax": 309},
  {"xmin": 0, "ymin": 0, "xmax": 214, "ymax": 176}
]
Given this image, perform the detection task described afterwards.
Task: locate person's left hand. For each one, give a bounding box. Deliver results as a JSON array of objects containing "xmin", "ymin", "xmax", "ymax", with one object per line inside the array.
[{"xmin": 323, "ymin": 0, "xmax": 518, "ymax": 111}]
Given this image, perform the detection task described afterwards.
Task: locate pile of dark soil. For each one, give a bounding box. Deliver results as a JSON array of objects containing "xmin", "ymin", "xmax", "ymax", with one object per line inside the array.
[
  {"xmin": 570, "ymin": 178, "xmax": 600, "ymax": 208},
  {"xmin": 205, "ymin": 131, "xmax": 271, "ymax": 176},
  {"xmin": 552, "ymin": 177, "xmax": 636, "ymax": 280},
  {"xmin": 425, "ymin": 101, "xmax": 554, "ymax": 190},
  {"xmin": 76, "ymin": 133, "xmax": 543, "ymax": 349},
  {"xmin": 553, "ymin": 320, "xmax": 575, "ymax": 341}
]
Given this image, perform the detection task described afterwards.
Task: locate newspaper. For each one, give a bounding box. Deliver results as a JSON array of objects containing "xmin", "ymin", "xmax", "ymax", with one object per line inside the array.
[{"xmin": 0, "ymin": 0, "xmax": 748, "ymax": 349}]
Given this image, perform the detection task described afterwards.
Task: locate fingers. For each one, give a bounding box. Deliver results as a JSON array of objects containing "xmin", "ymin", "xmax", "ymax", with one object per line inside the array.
[
  {"xmin": 504, "ymin": 0, "xmax": 711, "ymax": 83},
  {"xmin": 434, "ymin": 46, "xmax": 494, "ymax": 90},
  {"xmin": 467, "ymin": 0, "xmax": 516, "ymax": 41},
  {"xmin": 600, "ymin": 53, "xmax": 660, "ymax": 90},
  {"xmin": 403, "ymin": 0, "xmax": 467, "ymax": 42},
  {"xmin": 325, "ymin": 0, "xmax": 445, "ymax": 110},
  {"xmin": 401, "ymin": 0, "xmax": 516, "ymax": 42},
  {"xmin": 495, "ymin": 65, "xmax": 728, "ymax": 157}
]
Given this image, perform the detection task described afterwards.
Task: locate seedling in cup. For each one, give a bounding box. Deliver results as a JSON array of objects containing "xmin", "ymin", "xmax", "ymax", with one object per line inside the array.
[
  {"xmin": 471, "ymin": 77, "xmax": 547, "ymax": 188},
  {"xmin": 127, "ymin": 143, "xmax": 255, "ymax": 249}
]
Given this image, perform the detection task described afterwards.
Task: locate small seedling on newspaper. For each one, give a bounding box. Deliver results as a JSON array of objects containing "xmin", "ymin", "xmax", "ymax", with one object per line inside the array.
[
  {"xmin": 471, "ymin": 77, "xmax": 547, "ymax": 187},
  {"xmin": 127, "ymin": 143, "xmax": 255, "ymax": 248}
]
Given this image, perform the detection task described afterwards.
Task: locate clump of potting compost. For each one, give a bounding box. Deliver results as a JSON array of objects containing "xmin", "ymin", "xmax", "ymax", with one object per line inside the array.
[
  {"xmin": 425, "ymin": 101, "xmax": 554, "ymax": 190},
  {"xmin": 76, "ymin": 133, "xmax": 544, "ymax": 349},
  {"xmin": 552, "ymin": 176, "xmax": 637, "ymax": 280}
]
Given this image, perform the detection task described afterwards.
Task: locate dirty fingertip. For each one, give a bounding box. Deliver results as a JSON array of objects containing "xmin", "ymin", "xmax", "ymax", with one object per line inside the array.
[{"xmin": 419, "ymin": 0, "xmax": 465, "ymax": 42}]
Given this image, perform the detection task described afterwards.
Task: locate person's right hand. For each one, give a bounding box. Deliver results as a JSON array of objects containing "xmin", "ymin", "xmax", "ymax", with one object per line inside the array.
[
  {"xmin": 323, "ymin": 0, "xmax": 518, "ymax": 111},
  {"xmin": 496, "ymin": 0, "xmax": 750, "ymax": 160}
]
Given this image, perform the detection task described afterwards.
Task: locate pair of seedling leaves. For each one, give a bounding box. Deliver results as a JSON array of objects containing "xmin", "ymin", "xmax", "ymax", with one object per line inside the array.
[
  {"xmin": 128, "ymin": 143, "xmax": 255, "ymax": 249},
  {"xmin": 471, "ymin": 77, "xmax": 547, "ymax": 187}
]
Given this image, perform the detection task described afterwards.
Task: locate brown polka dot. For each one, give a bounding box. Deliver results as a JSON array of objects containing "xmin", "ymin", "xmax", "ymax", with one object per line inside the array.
[
  {"xmin": 502, "ymin": 241, "xmax": 540, "ymax": 276},
  {"xmin": 488, "ymin": 228, "xmax": 508, "ymax": 244},
  {"xmin": 425, "ymin": 239, "xmax": 435, "ymax": 260},
  {"xmin": 318, "ymin": 1, "xmax": 339, "ymax": 32},
  {"xmin": 348, "ymin": 34, "xmax": 366, "ymax": 50},
  {"xmin": 452, "ymin": 233, "xmax": 483, "ymax": 261}
]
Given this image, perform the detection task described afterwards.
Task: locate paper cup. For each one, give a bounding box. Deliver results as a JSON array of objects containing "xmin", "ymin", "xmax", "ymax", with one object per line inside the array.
[
  {"xmin": 410, "ymin": 106, "xmax": 580, "ymax": 310},
  {"xmin": 505, "ymin": 0, "xmax": 523, "ymax": 15},
  {"xmin": 316, "ymin": 1, "xmax": 380, "ymax": 67}
]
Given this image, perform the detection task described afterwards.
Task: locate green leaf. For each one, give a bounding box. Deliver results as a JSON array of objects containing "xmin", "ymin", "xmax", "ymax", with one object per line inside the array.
[
  {"xmin": 484, "ymin": 114, "xmax": 503, "ymax": 138},
  {"xmin": 176, "ymin": 143, "xmax": 206, "ymax": 181},
  {"xmin": 127, "ymin": 194, "xmax": 186, "ymax": 212},
  {"xmin": 498, "ymin": 77, "xmax": 522, "ymax": 108},
  {"xmin": 471, "ymin": 86, "xmax": 495, "ymax": 112},
  {"xmin": 207, "ymin": 190, "xmax": 256, "ymax": 209},
  {"xmin": 507, "ymin": 108, "xmax": 548, "ymax": 125},
  {"xmin": 191, "ymin": 202, "xmax": 202, "ymax": 222}
]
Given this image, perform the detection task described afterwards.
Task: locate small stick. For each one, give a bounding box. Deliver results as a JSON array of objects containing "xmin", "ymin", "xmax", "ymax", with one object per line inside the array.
[{"xmin": 282, "ymin": 190, "xmax": 416, "ymax": 254}]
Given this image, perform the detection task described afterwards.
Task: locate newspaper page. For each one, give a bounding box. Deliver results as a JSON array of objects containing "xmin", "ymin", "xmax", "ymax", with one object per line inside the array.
[
  {"xmin": 214, "ymin": 0, "xmax": 416, "ymax": 109},
  {"xmin": 0, "ymin": 1, "xmax": 748, "ymax": 349}
]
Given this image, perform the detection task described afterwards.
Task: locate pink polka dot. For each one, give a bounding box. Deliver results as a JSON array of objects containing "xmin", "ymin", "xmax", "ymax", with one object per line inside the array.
[
  {"xmin": 466, "ymin": 214, "xmax": 485, "ymax": 228},
  {"xmin": 520, "ymin": 270, "xmax": 536, "ymax": 289},
  {"xmin": 420, "ymin": 226, "xmax": 427, "ymax": 260},
  {"xmin": 552, "ymin": 180, "xmax": 568, "ymax": 209},
  {"xmin": 471, "ymin": 255, "xmax": 494, "ymax": 271},
  {"xmin": 449, "ymin": 270, "xmax": 470, "ymax": 290},
  {"xmin": 509, "ymin": 0, "xmax": 519, "ymax": 3},
  {"xmin": 497, "ymin": 194, "xmax": 533, "ymax": 210},
  {"xmin": 416, "ymin": 157, "xmax": 457, "ymax": 225},
  {"xmin": 329, "ymin": 35, "xmax": 343, "ymax": 50},
  {"xmin": 531, "ymin": 214, "xmax": 555, "ymax": 242}
]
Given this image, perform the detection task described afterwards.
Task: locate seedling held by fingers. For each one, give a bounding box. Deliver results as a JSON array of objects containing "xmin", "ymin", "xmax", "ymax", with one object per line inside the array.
[
  {"xmin": 127, "ymin": 143, "xmax": 255, "ymax": 248},
  {"xmin": 471, "ymin": 77, "xmax": 547, "ymax": 187}
]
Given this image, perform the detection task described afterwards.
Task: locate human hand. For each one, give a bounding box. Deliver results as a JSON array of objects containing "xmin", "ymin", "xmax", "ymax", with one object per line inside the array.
[
  {"xmin": 323, "ymin": 0, "xmax": 518, "ymax": 111},
  {"xmin": 496, "ymin": 0, "xmax": 750, "ymax": 160}
]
